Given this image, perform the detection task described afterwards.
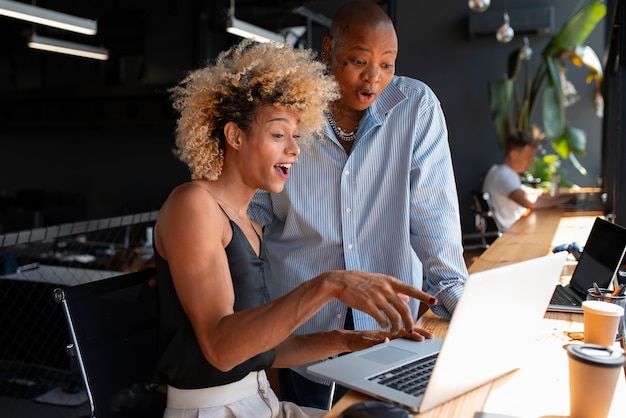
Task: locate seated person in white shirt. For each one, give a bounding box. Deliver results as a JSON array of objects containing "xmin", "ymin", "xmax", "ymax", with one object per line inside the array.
[{"xmin": 482, "ymin": 130, "xmax": 573, "ymax": 231}]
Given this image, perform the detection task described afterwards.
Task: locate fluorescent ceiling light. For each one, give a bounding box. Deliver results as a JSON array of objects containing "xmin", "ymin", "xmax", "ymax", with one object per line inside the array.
[
  {"xmin": 28, "ymin": 34, "xmax": 108, "ymax": 60},
  {"xmin": 226, "ymin": 16, "xmax": 284, "ymax": 43},
  {"xmin": 0, "ymin": 0, "xmax": 97, "ymax": 35}
]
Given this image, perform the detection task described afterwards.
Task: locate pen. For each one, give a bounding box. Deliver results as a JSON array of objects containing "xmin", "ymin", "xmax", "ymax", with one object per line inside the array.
[{"xmin": 611, "ymin": 285, "xmax": 622, "ymax": 297}]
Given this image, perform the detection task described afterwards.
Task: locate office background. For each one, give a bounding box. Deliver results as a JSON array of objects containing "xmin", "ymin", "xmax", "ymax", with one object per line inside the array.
[{"xmin": 0, "ymin": 0, "xmax": 621, "ymax": 234}]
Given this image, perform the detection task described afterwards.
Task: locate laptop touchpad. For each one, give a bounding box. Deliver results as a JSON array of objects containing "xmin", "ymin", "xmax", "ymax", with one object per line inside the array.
[{"xmin": 359, "ymin": 346, "xmax": 416, "ymax": 365}]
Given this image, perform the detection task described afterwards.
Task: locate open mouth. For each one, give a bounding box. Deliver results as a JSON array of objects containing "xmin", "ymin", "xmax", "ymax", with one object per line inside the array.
[
  {"xmin": 357, "ymin": 90, "xmax": 376, "ymax": 103},
  {"xmin": 274, "ymin": 163, "xmax": 292, "ymax": 178}
]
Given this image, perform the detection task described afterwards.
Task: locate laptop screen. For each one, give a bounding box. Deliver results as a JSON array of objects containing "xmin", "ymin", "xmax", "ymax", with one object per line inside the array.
[{"xmin": 570, "ymin": 218, "xmax": 626, "ymax": 295}]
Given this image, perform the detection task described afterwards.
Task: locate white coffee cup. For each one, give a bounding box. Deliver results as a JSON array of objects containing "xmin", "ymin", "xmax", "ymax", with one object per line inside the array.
[{"xmin": 582, "ymin": 300, "xmax": 624, "ymax": 347}]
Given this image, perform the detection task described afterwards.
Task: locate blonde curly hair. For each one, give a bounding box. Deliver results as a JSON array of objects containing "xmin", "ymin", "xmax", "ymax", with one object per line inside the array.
[{"xmin": 169, "ymin": 40, "xmax": 339, "ymax": 181}]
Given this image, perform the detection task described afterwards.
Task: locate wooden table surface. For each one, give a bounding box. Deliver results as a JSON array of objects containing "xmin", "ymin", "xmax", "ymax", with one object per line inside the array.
[{"xmin": 326, "ymin": 208, "xmax": 626, "ymax": 418}]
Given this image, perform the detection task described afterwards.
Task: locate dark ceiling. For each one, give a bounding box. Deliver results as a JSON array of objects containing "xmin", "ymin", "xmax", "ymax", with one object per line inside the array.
[
  {"xmin": 0, "ymin": 0, "xmax": 388, "ymax": 128},
  {"xmin": 0, "ymin": 1, "xmax": 390, "ymax": 86}
]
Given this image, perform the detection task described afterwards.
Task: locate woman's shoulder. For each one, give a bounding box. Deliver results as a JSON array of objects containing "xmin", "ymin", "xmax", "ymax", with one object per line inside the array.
[{"xmin": 161, "ymin": 181, "xmax": 218, "ymax": 217}]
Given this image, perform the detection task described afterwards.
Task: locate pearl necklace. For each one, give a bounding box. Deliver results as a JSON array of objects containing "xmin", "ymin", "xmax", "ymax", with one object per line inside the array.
[{"xmin": 325, "ymin": 110, "xmax": 357, "ymax": 142}]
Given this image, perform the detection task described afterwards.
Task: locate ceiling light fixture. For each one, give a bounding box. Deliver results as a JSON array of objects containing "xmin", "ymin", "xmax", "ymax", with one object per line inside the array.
[
  {"xmin": 0, "ymin": 0, "xmax": 97, "ymax": 35},
  {"xmin": 28, "ymin": 34, "xmax": 109, "ymax": 60},
  {"xmin": 496, "ymin": 12, "xmax": 515, "ymax": 43},
  {"xmin": 226, "ymin": 16, "xmax": 284, "ymax": 43},
  {"xmin": 520, "ymin": 36, "xmax": 533, "ymax": 60},
  {"xmin": 226, "ymin": 0, "xmax": 283, "ymax": 44},
  {"xmin": 468, "ymin": 0, "xmax": 490, "ymax": 13}
]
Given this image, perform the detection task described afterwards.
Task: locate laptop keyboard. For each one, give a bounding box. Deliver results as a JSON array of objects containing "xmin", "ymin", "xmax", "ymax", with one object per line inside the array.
[
  {"xmin": 368, "ymin": 352, "xmax": 439, "ymax": 397},
  {"xmin": 551, "ymin": 285, "xmax": 583, "ymax": 307}
]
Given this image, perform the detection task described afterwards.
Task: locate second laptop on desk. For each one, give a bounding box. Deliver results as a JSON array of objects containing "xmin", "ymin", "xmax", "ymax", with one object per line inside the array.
[
  {"xmin": 548, "ymin": 217, "xmax": 626, "ymax": 313},
  {"xmin": 308, "ymin": 252, "xmax": 568, "ymax": 413}
]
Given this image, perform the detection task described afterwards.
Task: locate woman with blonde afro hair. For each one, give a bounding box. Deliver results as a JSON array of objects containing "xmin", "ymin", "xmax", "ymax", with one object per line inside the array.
[
  {"xmin": 153, "ymin": 39, "xmax": 437, "ymax": 418},
  {"xmin": 170, "ymin": 39, "xmax": 338, "ymax": 181}
]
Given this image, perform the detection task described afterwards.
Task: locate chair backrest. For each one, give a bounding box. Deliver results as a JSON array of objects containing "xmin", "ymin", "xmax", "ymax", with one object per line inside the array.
[
  {"xmin": 471, "ymin": 190, "xmax": 502, "ymax": 233},
  {"xmin": 53, "ymin": 268, "xmax": 165, "ymax": 418}
]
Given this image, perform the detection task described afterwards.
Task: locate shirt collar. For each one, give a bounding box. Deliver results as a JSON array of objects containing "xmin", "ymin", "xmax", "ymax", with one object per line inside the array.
[{"xmin": 361, "ymin": 76, "xmax": 406, "ymax": 133}]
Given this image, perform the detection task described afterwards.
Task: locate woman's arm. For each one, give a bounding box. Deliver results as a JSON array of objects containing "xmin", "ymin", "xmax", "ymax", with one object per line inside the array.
[{"xmin": 155, "ymin": 183, "xmax": 436, "ymax": 372}]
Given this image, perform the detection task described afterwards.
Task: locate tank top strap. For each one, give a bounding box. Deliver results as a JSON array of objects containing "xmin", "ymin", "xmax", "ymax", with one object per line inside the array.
[
  {"xmin": 216, "ymin": 203, "xmax": 261, "ymax": 244},
  {"xmin": 216, "ymin": 203, "xmax": 232, "ymax": 221}
]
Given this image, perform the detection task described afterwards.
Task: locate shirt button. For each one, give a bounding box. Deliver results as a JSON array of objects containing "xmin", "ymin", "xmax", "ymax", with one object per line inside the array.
[
  {"xmin": 336, "ymin": 313, "xmax": 342, "ymax": 319},
  {"xmin": 347, "ymin": 244, "xmax": 353, "ymax": 249},
  {"xmin": 346, "ymin": 207, "xmax": 351, "ymax": 213},
  {"xmin": 344, "ymin": 170, "xmax": 350, "ymax": 176}
]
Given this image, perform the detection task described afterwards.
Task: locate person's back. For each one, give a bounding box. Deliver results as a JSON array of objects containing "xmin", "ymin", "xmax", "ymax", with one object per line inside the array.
[{"xmin": 482, "ymin": 163, "xmax": 533, "ymax": 230}]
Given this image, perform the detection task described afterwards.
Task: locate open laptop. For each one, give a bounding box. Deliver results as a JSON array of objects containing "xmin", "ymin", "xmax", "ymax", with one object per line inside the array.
[
  {"xmin": 547, "ymin": 217, "xmax": 626, "ymax": 313},
  {"xmin": 308, "ymin": 252, "xmax": 567, "ymax": 413}
]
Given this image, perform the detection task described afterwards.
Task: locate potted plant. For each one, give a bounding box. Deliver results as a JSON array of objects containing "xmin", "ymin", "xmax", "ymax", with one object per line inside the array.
[{"xmin": 488, "ymin": 0, "xmax": 606, "ymax": 186}]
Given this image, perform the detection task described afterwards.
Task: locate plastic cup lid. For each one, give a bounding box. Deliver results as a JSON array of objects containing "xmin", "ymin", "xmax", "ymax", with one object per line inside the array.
[
  {"xmin": 582, "ymin": 300, "xmax": 625, "ymax": 316},
  {"xmin": 566, "ymin": 344, "xmax": 625, "ymax": 368}
]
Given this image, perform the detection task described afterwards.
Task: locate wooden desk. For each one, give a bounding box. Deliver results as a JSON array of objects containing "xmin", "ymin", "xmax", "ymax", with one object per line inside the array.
[{"xmin": 327, "ymin": 208, "xmax": 626, "ymax": 417}]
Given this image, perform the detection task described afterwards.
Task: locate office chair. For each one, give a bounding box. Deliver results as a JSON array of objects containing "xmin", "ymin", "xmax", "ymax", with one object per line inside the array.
[
  {"xmin": 462, "ymin": 190, "xmax": 502, "ymax": 250},
  {"xmin": 53, "ymin": 268, "xmax": 165, "ymax": 418}
]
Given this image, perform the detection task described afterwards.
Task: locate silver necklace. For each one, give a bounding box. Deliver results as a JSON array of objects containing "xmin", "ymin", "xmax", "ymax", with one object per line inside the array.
[{"xmin": 325, "ymin": 110, "xmax": 357, "ymax": 142}]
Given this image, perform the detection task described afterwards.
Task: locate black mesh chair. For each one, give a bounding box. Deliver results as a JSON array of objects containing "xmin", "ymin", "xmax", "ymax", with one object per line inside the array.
[
  {"xmin": 462, "ymin": 190, "xmax": 503, "ymax": 250},
  {"xmin": 53, "ymin": 268, "xmax": 165, "ymax": 418}
]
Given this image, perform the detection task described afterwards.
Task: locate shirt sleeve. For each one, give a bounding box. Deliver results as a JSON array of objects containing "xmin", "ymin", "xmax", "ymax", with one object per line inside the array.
[{"xmin": 408, "ymin": 89, "xmax": 468, "ymax": 320}]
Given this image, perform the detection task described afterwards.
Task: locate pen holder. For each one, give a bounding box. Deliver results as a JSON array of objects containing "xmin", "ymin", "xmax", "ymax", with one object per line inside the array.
[{"xmin": 586, "ymin": 288, "xmax": 625, "ymax": 343}]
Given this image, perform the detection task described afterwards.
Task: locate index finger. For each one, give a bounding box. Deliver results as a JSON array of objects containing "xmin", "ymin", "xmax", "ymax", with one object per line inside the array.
[{"xmin": 392, "ymin": 281, "xmax": 437, "ymax": 307}]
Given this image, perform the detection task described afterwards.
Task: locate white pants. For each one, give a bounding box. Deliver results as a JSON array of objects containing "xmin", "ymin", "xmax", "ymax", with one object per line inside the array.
[{"xmin": 163, "ymin": 370, "xmax": 326, "ymax": 418}]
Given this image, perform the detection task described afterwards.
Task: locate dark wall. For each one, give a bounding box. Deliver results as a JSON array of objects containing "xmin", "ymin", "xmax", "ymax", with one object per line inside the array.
[
  {"xmin": 0, "ymin": 0, "xmax": 608, "ymax": 234},
  {"xmin": 395, "ymin": 0, "xmax": 605, "ymax": 231}
]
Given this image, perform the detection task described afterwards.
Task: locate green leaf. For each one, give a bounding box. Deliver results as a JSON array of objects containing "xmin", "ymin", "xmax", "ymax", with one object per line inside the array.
[
  {"xmin": 488, "ymin": 79, "xmax": 514, "ymax": 149},
  {"xmin": 507, "ymin": 47, "xmax": 522, "ymax": 80},
  {"xmin": 528, "ymin": 154, "xmax": 561, "ymax": 183},
  {"xmin": 542, "ymin": 86, "xmax": 565, "ymax": 138},
  {"xmin": 564, "ymin": 126, "xmax": 587, "ymax": 155},
  {"xmin": 544, "ymin": 0, "xmax": 606, "ymax": 56},
  {"xmin": 552, "ymin": 135, "xmax": 570, "ymax": 159}
]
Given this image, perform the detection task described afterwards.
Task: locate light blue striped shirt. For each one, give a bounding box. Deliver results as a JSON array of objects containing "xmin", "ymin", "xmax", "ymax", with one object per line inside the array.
[{"xmin": 249, "ymin": 76, "xmax": 468, "ymax": 382}]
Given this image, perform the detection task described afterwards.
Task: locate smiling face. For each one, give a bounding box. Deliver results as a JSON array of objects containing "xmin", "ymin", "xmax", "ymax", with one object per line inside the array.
[
  {"xmin": 234, "ymin": 104, "xmax": 301, "ymax": 194},
  {"xmin": 323, "ymin": 22, "xmax": 397, "ymax": 113}
]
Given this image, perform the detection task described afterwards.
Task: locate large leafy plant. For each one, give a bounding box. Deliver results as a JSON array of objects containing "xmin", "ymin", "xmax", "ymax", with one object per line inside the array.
[{"xmin": 488, "ymin": 0, "xmax": 606, "ymax": 181}]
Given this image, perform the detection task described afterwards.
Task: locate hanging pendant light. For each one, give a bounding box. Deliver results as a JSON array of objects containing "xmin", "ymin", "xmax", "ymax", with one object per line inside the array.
[
  {"xmin": 468, "ymin": 0, "xmax": 490, "ymax": 13},
  {"xmin": 520, "ymin": 36, "xmax": 533, "ymax": 61},
  {"xmin": 496, "ymin": 12, "xmax": 514, "ymax": 43}
]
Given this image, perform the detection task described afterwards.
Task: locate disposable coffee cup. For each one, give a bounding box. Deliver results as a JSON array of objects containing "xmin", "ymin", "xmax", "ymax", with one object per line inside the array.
[
  {"xmin": 586, "ymin": 288, "xmax": 626, "ymax": 342},
  {"xmin": 582, "ymin": 300, "xmax": 624, "ymax": 347},
  {"xmin": 566, "ymin": 344, "xmax": 625, "ymax": 418}
]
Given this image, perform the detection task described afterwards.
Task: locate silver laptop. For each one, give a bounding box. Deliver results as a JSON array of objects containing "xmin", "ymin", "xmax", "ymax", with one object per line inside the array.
[
  {"xmin": 548, "ymin": 217, "xmax": 626, "ymax": 313},
  {"xmin": 308, "ymin": 252, "xmax": 567, "ymax": 413}
]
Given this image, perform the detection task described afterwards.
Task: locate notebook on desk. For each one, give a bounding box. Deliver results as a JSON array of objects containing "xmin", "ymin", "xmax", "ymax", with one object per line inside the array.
[
  {"xmin": 547, "ymin": 217, "xmax": 626, "ymax": 313},
  {"xmin": 308, "ymin": 252, "xmax": 568, "ymax": 413}
]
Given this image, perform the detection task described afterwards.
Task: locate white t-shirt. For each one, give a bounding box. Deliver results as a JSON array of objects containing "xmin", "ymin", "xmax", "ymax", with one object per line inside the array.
[{"xmin": 482, "ymin": 164, "xmax": 536, "ymax": 231}]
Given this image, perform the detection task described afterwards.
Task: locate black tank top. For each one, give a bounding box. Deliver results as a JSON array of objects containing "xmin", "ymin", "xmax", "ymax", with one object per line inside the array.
[{"xmin": 155, "ymin": 215, "xmax": 276, "ymax": 389}]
